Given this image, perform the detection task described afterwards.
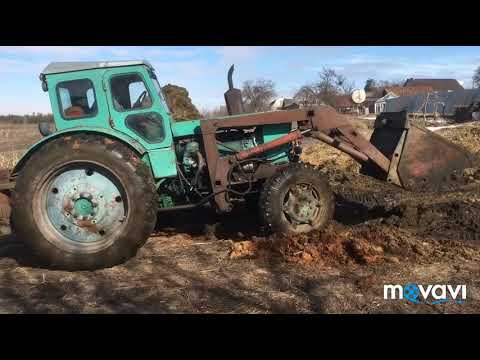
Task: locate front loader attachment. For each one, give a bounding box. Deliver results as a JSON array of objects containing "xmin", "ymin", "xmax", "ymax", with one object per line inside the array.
[{"xmin": 361, "ymin": 111, "xmax": 476, "ymax": 191}]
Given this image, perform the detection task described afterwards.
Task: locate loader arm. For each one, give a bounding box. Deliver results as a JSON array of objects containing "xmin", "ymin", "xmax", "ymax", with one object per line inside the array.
[
  {"xmin": 303, "ymin": 106, "xmax": 391, "ymax": 172},
  {"xmin": 201, "ymin": 105, "xmax": 475, "ymax": 212},
  {"xmin": 200, "ymin": 105, "xmax": 393, "ymax": 211}
]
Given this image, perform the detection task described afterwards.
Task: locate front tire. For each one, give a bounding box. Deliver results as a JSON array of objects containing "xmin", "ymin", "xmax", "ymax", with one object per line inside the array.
[
  {"xmin": 260, "ymin": 163, "xmax": 334, "ymax": 234},
  {"xmin": 12, "ymin": 134, "xmax": 158, "ymax": 270}
]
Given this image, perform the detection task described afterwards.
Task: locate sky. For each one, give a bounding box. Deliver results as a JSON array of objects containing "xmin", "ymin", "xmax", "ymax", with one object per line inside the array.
[{"xmin": 0, "ymin": 46, "xmax": 479, "ymax": 115}]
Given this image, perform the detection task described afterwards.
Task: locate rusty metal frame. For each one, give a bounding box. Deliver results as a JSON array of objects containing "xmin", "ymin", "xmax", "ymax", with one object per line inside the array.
[
  {"xmin": 200, "ymin": 110, "xmax": 310, "ymax": 212},
  {"xmin": 199, "ymin": 106, "xmax": 393, "ymax": 212}
]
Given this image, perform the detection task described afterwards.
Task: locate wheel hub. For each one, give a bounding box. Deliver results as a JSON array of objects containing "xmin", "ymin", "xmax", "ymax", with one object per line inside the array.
[
  {"xmin": 73, "ymin": 197, "xmax": 94, "ymax": 217},
  {"xmin": 283, "ymin": 184, "xmax": 320, "ymax": 225},
  {"xmin": 44, "ymin": 166, "xmax": 126, "ymax": 245}
]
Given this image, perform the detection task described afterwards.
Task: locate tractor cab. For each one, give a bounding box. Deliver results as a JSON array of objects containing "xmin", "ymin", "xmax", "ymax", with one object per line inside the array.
[{"xmin": 39, "ymin": 61, "xmax": 173, "ymax": 150}]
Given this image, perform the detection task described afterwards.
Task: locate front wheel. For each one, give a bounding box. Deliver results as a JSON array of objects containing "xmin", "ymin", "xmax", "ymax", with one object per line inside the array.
[
  {"xmin": 12, "ymin": 134, "xmax": 158, "ymax": 270},
  {"xmin": 260, "ymin": 163, "xmax": 334, "ymax": 234}
]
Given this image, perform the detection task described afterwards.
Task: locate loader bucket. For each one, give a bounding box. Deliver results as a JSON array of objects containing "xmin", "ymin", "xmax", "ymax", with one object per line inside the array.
[{"xmin": 361, "ymin": 111, "xmax": 476, "ymax": 192}]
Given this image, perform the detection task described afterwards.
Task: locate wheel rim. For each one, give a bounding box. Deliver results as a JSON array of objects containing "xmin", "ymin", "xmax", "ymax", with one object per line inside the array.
[
  {"xmin": 34, "ymin": 162, "xmax": 128, "ymax": 253},
  {"xmin": 282, "ymin": 183, "xmax": 323, "ymax": 229}
]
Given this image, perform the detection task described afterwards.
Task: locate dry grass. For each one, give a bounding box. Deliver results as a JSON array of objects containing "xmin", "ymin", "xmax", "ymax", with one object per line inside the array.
[
  {"xmin": 0, "ymin": 151, "xmax": 22, "ymax": 170},
  {"xmin": 0, "ymin": 123, "xmax": 41, "ymax": 170}
]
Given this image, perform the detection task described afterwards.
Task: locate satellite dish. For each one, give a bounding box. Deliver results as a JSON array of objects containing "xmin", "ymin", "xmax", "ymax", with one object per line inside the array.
[
  {"xmin": 270, "ymin": 97, "xmax": 285, "ymax": 110},
  {"xmin": 352, "ymin": 89, "xmax": 366, "ymax": 104}
]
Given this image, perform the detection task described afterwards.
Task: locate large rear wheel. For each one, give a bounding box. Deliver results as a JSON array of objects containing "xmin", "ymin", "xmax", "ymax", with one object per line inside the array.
[{"xmin": 12, "ymin": 134, "xmax": 158, "ymax": 270}]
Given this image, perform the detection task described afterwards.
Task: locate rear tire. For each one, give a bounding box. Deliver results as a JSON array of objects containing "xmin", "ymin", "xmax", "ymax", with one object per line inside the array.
[
  {"xmin": 11, "ymin": 134, "xmax": 158, "ymax": 270},
  {"xmin": 260, "ymin": 163, "xmax": 334, "ymax": 234}
]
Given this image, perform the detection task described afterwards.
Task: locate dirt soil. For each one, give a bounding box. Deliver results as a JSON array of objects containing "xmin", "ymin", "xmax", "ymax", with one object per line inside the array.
[{"xmin": 1, "ymin": 120, "xmax": 479, "ymax": 313}]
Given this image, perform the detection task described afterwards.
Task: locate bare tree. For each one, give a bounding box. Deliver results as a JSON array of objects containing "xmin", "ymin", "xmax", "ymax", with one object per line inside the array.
[
  {"xmin": 294, "ymin": 67, "xmax": 355, "ymax": 107},
  {"xmin": 339, "ymin": 78, "xmax": 355, "ymax": 95},
  {"xmin": 293, "ymin": 85, "xmax": 322, "ymax": 106},
  {"xmin": 364, "ymin": 78, "xmax": 377, "ymax": 92},
  {"xmin": 377, "ymin": 79, "xmax": 405, "ymax": 88},
  {"xmin": 242, "ymin": 79, "xmax": 277, "ymax": 112},
  {"xmin": 474, "ymin": 66, "xmax": 480, "ymax": 88},
  {"xmin": 201, "ymin": 105, "xmax": 228, "ymax": 118},
  {"xmin": 365, "ymin": 78, "xmax": 404, "ymax": 92}
]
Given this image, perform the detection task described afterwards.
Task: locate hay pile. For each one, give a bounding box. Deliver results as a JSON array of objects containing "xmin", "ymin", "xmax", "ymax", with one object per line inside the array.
[{"xmin": 162, "ymin": 84, "xmax": 201, "ymax": 121}]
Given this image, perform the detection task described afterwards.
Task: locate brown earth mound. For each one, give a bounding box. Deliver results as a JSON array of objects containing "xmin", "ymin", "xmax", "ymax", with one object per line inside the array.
[{"xmin": 162, "ymin": 84, "xmax": 201, "ymax": 121}]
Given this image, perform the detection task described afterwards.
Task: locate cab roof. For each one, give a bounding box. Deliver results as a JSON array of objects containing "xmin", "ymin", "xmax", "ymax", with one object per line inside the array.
[{"xmin": 41, "ymin": 60, "xmax": 154, "ymax": 76}]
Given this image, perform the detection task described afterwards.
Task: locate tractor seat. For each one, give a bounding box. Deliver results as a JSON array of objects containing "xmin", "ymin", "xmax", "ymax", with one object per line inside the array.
[
  {"xmin": 64, "ymin": 106, "xmax": 86, "ymax": 118},
  {"xmin": 141, "ymin": 95, "xmax": 152, "ymax": 108}
]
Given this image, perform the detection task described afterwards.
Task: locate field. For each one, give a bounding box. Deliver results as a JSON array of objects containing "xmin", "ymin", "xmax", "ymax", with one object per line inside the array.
[
  {"xmin": 0, "ymin": 121, "xmax": 479, "ymax": 313},
  {"xmin": 0, "ymin": 124, "xmax": 41, "ymax": 169}
]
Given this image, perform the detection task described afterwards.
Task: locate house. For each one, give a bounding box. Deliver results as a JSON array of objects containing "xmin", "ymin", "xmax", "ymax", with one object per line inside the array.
[
  {"xmin": 403, "ymin": 78, "xmax": 464, "ymax": 91},
  {"xmin": 374, "ymin": 92, "xmax": 398, "ymax": 114},
  {"xmin": 384, "ymin": 86, "xmax": 434, "ymax": 97},
  {"xmin": 384, "ymin": 88, "xmax": 480, "ymax": 121},
  {"xmin": 366, "ymin": 79, "xmax": 464, "ymax": 115},
  {"xmin": 374, "ymin": 86, "xmax": 434, "ymax": 114},
  {"xmin": 331, "ymin": 95, "xmax": 355, "ymax": 113},
  {"xmin": 363, "ymin": 88, "xmax": 385, "ymax": 114}
]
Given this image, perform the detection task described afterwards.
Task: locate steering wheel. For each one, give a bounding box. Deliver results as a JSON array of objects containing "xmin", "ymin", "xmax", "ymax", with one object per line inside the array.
[{"xmin": 132, "ymin": 91, "xmax": 148, "ymax": 108}]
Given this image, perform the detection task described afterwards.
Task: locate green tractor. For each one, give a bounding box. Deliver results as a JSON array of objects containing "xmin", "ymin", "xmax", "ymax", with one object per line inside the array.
[{"xmin": 0, "ymin": 60, "xmax": 475, "ymax": 270}]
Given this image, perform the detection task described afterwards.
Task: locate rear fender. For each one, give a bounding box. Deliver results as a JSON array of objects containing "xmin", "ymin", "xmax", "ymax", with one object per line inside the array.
[{"xmin": 12, "ymin": 127, "xmax": 148, "ymax": 176}]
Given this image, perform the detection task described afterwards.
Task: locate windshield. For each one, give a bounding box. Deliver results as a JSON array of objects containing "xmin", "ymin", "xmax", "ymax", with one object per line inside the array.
[{"xmin": 148, "ymin": 69, "xmax": 170, "ymax": 114}]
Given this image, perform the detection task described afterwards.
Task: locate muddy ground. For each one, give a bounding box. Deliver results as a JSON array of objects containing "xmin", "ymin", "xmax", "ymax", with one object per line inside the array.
[{"xmin": 0, "ymin": 120, "xmax": 479, "ymax": 313}]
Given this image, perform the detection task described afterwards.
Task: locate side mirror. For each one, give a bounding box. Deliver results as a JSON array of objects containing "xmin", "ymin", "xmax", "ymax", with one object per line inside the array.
[
  {"xmin": 39, "ymin": 74, "xmax": 48, "ymax": 92},
  {"xmin": 38, "ymin": 122, "xmax": 55, "ymax": 137}
]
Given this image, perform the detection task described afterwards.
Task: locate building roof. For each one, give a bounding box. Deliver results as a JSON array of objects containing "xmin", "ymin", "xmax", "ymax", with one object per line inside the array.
[
  {"xmin": 41, "ymin": 60, "xmax": 154, "ymax": 75},
  {"xmin": 384, "ymin": 86, "xmax": 434, "ymax": 97},
  {"xmin": 403, "ymin": 78, "xmax": 464, "ymax": 91}
]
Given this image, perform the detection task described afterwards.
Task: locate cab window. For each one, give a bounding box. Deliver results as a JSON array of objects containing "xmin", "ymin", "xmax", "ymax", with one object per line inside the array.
[
  {"xmin": 125, "ymin": 112, "xmax": 165, "ymax": 143},
  {"xmin": 110, "ymin": 73, "xmax": 152, "ymax": 112},
  {"xmin": 148, "ymin": 69, "xmax": 170, "ymax": 113},
  {"xmin": 57, "ymin": 79, "xmax": 97, "ymax": 119}
]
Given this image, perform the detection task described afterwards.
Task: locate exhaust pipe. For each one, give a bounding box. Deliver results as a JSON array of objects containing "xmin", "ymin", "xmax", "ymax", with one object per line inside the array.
[{"xmin": 224, "ymin": 65, "xmax": 245, "ymax": 116}]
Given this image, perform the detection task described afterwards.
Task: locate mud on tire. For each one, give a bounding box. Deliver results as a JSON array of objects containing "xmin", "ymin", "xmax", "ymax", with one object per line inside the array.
[
  {"xmin": 260, "ymin": 162, "xmax": 334, "ymax": 234},
  {"xmin": 11, "ymin": 134, "xmax": 158, "ymax": 270}
]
